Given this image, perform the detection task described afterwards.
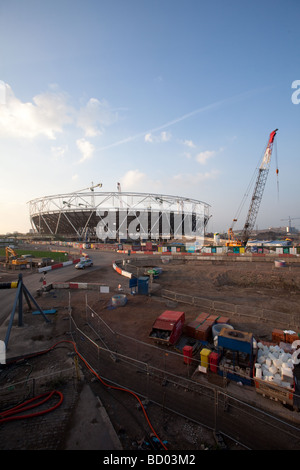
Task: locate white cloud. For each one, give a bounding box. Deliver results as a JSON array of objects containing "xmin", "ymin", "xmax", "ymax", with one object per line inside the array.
[
  {"xmin": 77, "ymin": 98, "xmax": 117, "ymax": 137},
  {"xmin": 119, "ymin": 169, "xmax": 162, "ymax": 193},
  {"xmin": 0, "ymin": 83, "xmax": 119, "ymax": 146},
  {"xmin": 144, "ymin": 131, "xmax": 171, "ymax": 143},
  {"xmin": 118, "ymin": 168, "xmax": 220, "ymax": 197},
  {"xmin": 120, "ymin": 169, "xmax": 146, "ymax": 190},
  {"xmin": 183, "ymin": 152, "xmax": 192, "ymax": 159},
  {"xmin": 76, "ymin": 138, "xmax": 95, "ymax": 163},
  {"xmin": 173, "ymin": 169, "xmax": 219, "ymax": 184},
  {"xmin": 51, "ymin": 145, "xmax": 68, "ymax": 160},
  {"xmin": 144, "ymin": 133, "xmax": 153, "ymax": 143},
  {"xmin": 95, "ymin": 88, "xmax": 265, "ymax": 153},
  {"xmin": 0, "ymin": 83, "xmax": 73, "ymax": 140},
  {"xmin": 0, "ymin": 80, "xmax": 6, "ymax": 105},
  {"xmin": 183, "ymin": 139, "xmax": 196, "ymax": 148},
  {"xmin": 160, "ymin": 131, "xmax": 171, "ymax": 142},
  {"xmin": 195, "ymin": 150, "xmax": 216, "ymax": 165}
]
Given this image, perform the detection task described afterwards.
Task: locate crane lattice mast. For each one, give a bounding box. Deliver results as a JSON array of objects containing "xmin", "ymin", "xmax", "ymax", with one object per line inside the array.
[{"xmin": 240, "ymin": 129, "xmax": 278, "ymax": 245}]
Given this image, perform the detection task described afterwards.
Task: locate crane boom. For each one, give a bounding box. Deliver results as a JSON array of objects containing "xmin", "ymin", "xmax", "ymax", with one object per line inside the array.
[{"xmin": 227, "ymin": 129, "xmax": 278, "ymax": 247}]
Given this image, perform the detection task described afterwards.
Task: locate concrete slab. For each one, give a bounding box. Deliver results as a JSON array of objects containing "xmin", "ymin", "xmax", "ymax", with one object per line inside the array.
[{"xmin": 65, "ymin": 383, "xmax": 123, "ymax": 450}]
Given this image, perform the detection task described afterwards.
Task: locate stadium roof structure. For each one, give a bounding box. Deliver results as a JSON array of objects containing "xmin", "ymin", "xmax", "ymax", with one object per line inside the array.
[{"xmin": 28, "ymin": 190, "xmax": 211, "ymax": 241}]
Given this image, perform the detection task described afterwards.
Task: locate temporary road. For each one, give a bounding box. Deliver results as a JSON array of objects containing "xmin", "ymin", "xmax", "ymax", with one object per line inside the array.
[{"xmin": 0, "ymin": 248, "xmax": 121, "ymax": 330}]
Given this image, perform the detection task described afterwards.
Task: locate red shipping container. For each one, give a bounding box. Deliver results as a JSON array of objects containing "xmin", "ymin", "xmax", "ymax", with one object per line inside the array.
[
  {"xmin": 183, "ymin": 345, "xmax": 193, "ymax": 364},
  {"xmin": 216, "ymin": 316, "xmax": 230, "ymax": 324},
  {"xmin": 286, "ymin": 332, "xmax": 299, "ymax": 344},
  {"xmin": 203, "ymin": 319, "xmax": 214, "ymax": 331},
  {"xmin": 195, "ymin": 322, "xmax": 211, "ymax": 341},
  {"xmin": 196, "ymin": 312, "xmax": 209, "ymax": 322},
  {"xmin": 209, "ymin": 352, "xmax": 220, "ymax": 373},
  {"xmin": 185, "ymin": 320, "xmax": 200, "ymax": 338},
  {"xmin": 272, "ymin": 329, "xmax": 285, "ymax": 343},
  {"xmin": 207, "ymin": 314, "xmax": 218, "ymax": 323}
]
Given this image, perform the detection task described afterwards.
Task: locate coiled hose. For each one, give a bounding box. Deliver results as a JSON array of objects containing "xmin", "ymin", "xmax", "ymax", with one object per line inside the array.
[{"xmin": 0, "ymin": 390, "xmax": 63, "ymax": 423}]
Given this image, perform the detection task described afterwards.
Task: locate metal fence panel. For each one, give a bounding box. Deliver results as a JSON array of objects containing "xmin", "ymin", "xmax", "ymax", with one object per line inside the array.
[{"xmin": 68, "ymin": 305, "xmax": 300, "ymax": 450}]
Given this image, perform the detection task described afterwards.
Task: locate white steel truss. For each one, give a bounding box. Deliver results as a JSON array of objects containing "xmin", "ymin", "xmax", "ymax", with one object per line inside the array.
[{"xmin": 28, "ymin": 191, "xmax": 211, "ymax": 240}]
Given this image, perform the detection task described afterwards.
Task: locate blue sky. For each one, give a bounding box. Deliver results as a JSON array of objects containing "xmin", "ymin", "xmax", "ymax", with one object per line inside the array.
[{"xmin": 0, "ymin": 0, "xmax": 299, "ymax": 235}]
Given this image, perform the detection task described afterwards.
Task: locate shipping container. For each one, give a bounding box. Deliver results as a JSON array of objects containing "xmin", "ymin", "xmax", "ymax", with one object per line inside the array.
[
  {"xmin": 194, "ymin": 322, "xmax": 212, "ymax": 341},
  {"xmin": 216, "ymin": 316, "xmax": 230, "ymax": 324},
  {"xmin": 195, "ymin": 312, "xmax": 209, "ymax": 322},
  {"xmin": 185, "ymin": 320, "xmax": 200, "ymax": 338}
]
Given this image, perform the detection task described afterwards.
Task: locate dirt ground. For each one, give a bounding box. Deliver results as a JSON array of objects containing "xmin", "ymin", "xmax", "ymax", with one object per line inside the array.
[
  {"xmin": 1, "ymin": 257, "xmax": 300, "ymax": 451},
  {"xmin": 158, "ymin": 259, "xmax": 300, "ymax": 313}
]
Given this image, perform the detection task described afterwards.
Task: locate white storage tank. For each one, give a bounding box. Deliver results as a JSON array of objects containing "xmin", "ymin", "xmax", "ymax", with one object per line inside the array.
[{"xmin": 214, "ymin": 233, "xmax": 220, "ymax": 245}]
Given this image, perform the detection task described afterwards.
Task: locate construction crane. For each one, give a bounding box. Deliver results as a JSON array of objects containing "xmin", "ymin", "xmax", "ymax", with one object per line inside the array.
[
  {"xmin": 227, "ymin": 129, "xmax": 278, "ymax": 247},
  {"xmin": 77, "ymin": 182, "xmax": 103, "ymax": 192},
  {"xmin": 281, "ymin": 216, "xmax": 300, "ymax": 233}
]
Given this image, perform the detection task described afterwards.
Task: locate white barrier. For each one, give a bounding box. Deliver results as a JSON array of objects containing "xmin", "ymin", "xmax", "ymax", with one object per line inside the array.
[{"xmin": 38, "ymin": 259, "xmax": 80, "ymax": 273}]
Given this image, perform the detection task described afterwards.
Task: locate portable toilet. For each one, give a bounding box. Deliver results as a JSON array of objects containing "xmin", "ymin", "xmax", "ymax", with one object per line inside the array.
[{"xmin": 138, "ymin": 276, "xmax": 149, "ymax": 295}]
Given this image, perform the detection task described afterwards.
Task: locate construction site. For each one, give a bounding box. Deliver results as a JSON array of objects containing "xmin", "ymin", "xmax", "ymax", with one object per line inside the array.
[
  {"xmin": 1, "ymin": 129, "xmax": 300, "ymax": 452},
  {"xmin": 1, "ymin": 244, "xmax": 300, "ymax": 451}
]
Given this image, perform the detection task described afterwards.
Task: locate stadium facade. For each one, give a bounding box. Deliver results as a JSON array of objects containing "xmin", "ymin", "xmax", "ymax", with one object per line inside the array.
[{"xmin": 28, "ymin": 191, "xmax": 211, "ymax": 242}]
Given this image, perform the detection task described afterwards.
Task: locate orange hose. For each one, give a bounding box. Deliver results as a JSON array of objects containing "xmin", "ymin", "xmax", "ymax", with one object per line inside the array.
[
  {"xmin": 49, "ymin": 340, "xmax": 168, "ymax": 450},
  {"xmin": 0, "ymin": 390, "xmax": 63, "ymax": 423},
  {"xmin": 5, "ymin": 340, "xmax": 168, "ymax": 450}
]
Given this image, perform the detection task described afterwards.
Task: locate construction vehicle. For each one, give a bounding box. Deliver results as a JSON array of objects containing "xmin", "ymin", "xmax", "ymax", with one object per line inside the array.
[
  {"xmin": 226, "ymin": 129, "xmax": 278, "ymax": 247},
  {"xmin": 5, "ymin": 247, "xmax": 28, "ymax": 266}
]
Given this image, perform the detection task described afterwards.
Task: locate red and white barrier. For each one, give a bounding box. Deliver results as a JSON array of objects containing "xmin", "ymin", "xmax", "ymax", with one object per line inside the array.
[
  {"xmin": 38, "ymin": 259, "xmax": 80, "ymax": 273},
  {"xmin": 112, "ymin": 261, "xmax": 133, "ymax": 279}
]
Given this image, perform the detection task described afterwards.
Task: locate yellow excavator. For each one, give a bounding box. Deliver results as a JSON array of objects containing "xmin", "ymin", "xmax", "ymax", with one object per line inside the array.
[
  {"xmin": 226, "ymin": 129, "xmax": 278, "ymax": 247},
  {"xmin": 5, "ymin": 247, "xmax": 28, "ymax": 266}
]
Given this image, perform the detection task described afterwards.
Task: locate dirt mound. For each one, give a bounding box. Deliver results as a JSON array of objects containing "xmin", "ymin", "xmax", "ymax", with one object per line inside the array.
[{"xmin": 214, "ymin": 269, "xmax": 300, "ymax": 292}]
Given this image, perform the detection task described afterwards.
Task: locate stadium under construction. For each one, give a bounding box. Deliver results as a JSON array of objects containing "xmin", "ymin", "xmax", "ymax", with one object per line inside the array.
[{"xmin": 28, "ymin": 189, "xmax": 211, "ymax": 243}]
